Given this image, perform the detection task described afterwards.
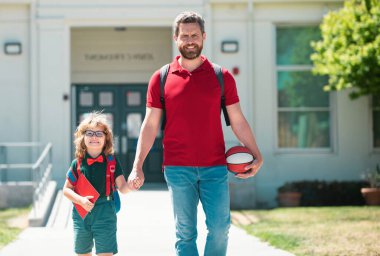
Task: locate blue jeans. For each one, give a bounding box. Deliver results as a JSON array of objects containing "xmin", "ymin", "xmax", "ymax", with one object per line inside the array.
[{"xmin": 164, "ymin": 166, "xmax": 231, "ymax": 256}]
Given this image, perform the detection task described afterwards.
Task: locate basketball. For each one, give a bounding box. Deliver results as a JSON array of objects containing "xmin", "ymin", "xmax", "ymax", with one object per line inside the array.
[{"xmin": 225, "ymin": 146, "xmax": 254, "ymax": 174}]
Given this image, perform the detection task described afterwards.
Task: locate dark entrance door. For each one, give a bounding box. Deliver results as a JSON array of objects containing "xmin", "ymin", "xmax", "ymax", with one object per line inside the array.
[{"xmin": 73, "ymin": 84, "xmax": 164, "ymax": 183}]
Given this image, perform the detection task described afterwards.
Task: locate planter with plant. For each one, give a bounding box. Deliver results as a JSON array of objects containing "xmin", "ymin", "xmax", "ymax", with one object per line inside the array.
[
  {"xmin": 361, "ymin": 165, "xmax": 380, "ymax": 206},
  {"xmin": 277, "ymin": 182, "xmax": 301, "ymax": 207}
]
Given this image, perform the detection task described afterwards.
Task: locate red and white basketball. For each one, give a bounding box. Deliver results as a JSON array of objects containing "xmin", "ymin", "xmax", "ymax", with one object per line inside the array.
[{"xmin": 225, "ymin": 146, "xmax": 254, "ymax": 174}]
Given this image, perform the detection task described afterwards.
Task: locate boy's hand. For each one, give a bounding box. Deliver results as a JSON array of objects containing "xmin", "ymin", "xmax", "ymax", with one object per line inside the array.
[{"xmin": 80, "ymin": 196, "xmax": 94, "ymax": 212}]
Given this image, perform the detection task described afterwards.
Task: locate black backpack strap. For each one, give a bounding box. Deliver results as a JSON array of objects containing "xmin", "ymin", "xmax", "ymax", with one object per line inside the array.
[
  {"xmin": 212, "ymin": 64, "xmax": 231, "ymax": 126},
  {"xmin": 159, "ymin": 64, "xmax": 170, "ymax": 130}
]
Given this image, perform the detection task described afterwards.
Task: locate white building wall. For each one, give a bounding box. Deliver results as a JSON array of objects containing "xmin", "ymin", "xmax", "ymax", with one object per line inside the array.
[
  {"xmin": 0, "ymin": 5, "xmax": 29, "ymax": 142},
  {"xmin": 37, "ymin": 20, "xmax": 70, "ymax": 181},
  {"xmin": 211, "ymin": 3, "xmax": 257, "ymax": 208},
  {"xmin": 71, "ymin": 27, "xmax": 172, "ymax": 84}
]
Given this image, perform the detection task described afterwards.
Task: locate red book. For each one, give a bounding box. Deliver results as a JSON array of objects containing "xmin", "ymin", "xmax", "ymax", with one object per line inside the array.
[{"xmin": 74, "ymin": 174, "xmax": 100, "ymax": 219}]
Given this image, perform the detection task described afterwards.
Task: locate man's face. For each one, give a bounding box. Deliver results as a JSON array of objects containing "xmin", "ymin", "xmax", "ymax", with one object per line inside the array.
[{"xmin": 175, "ymin": 23, "xmax": 205, "ymax": 60}]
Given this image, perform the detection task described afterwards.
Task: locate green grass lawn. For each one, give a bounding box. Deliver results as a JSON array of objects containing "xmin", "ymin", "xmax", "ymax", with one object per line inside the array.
[
  {"xmin": 232, "ymin": 206, "xmax": 380, "ymax": 256},
  {"xmin": 0, "ymin": 207, "xmax": 30, "ymax": 249}
]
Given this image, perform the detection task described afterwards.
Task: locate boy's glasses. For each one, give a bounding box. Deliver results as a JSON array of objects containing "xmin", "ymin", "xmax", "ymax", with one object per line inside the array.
[{"xmin": 85, "ymin": 130, "xmax": 105, "ymax": 137}]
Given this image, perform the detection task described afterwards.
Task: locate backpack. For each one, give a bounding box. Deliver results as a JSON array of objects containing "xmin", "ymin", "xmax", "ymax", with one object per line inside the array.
[
  {"xmin": 159, "ymin": 63, "xmax": 231, "ymax": 130},
  {"xmin": 76, "ymin": 155, "xmax": 121, "ymax": 213}
]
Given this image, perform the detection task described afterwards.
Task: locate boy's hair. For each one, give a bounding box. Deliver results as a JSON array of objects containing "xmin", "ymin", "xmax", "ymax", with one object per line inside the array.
[
  {"xmin": 74, "ymin": 111, "xmax": 114, "ymax": 159},
  {"xmin": 173, "ymin": 11, "xmax": 205, "ymax": 37}
]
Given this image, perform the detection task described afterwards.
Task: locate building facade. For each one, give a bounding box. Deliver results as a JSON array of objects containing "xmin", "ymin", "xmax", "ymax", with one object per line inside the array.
[{"xmin": 1, "ymin": 0, "xmax": 379, "ymax": 208}]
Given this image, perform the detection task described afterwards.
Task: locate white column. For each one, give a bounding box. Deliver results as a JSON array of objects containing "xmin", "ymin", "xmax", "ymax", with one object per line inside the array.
[{"xmin": 37, "ymin": 20, "xmax": 71, "ymax": 182}]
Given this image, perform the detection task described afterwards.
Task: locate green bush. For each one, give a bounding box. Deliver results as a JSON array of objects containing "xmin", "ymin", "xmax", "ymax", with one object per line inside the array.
[{"xmin": 279, "ymin": 180, "xmax": 368, "ymax": 206}]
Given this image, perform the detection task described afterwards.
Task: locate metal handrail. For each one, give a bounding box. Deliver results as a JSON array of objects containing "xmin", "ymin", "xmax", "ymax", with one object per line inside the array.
[
  {"xmin": 0, "ymin": 142, "xmax": 44, "ymax": 175},
  {"xmin": 0, "ymin": 142, "xmax": 41, "ymax": 147},
  {"xmin": 0, "ymin": 142, "xmax": 53, "ymax": 217},
  {"xmin": 32, "ymin": 143, "xmax": 52, "ymax": 170},
  {"xmin": 0, "ymin": 163, "xmax": 34, "ymax": 169},
  {"xmin": 31, "ymin": 143, "xmax": 53, "ymax": 217}
]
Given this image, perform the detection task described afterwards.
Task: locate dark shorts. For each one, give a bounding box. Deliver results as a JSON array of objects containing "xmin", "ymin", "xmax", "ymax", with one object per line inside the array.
[{"xmin": 72, "ymin": 198, "xmax": 118, "ymax": 254}]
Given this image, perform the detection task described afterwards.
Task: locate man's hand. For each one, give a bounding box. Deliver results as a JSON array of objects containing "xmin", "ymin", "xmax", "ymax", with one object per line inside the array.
[
  {"xmin": 235, "ymin": 157, "xmax": 263, "ymax": 179},
  {"xmin": 128, "ymin": 167, "xmax": 145, "ymax": 190}
]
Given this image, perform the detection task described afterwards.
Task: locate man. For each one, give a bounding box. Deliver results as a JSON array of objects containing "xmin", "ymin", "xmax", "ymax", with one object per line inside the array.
[{"xmin": 128, "ymin": 11, "xmax": 263, "ymax": 256}]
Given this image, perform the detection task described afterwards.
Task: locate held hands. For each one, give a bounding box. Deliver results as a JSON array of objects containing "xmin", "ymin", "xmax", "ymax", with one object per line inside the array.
[
  {"xmin": 80, "ymin": 196, "xmax": 94, "ymax": 212},
  {"xmin": 235, "ymin": 157, "xmax": 263, "ymax": 179},
  {"xmin": 128, "ymin": 167, "xmax": 145, "ymax": 190}
]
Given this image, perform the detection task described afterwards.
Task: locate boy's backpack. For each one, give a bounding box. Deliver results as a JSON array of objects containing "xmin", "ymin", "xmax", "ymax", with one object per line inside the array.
[
  {"xmin": 159, "ymin": 63, "xmax": 231, "ymax": 130},
  {"xmin": 76, "ymin": 155, "xmax": 121, "ymax": 213}
]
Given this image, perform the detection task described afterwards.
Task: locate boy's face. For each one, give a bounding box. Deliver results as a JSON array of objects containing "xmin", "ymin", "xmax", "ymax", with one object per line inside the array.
[
  {"xmin": 84, "ymin": 126, "xmax": 106, "ymax": 154},
  {"xmin": 174, "ymin": 22, "xmax": 205, "ymax": 60}
]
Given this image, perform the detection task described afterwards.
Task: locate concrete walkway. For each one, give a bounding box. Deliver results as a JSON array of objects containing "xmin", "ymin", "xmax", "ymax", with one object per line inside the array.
[{"xmin": 1, "ymin": 186, "xmax": 294, "ymax": 256}]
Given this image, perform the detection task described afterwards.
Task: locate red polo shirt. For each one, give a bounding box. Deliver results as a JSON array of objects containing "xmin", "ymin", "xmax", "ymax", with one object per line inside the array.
[{"xmin": 147, "ymin": 55, "xmax": 239, "ymax": 166}]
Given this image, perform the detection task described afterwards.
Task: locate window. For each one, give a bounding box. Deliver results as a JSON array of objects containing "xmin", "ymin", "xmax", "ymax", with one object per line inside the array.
[
  {"xmin": 79, "ymin": 91, "xmax": 93, "ymax": 106},
  {"xmin": 373, "ymin": 96, "xmax": 380, "ymax": 148},
  {"xmin": 99, "ymin": 92, "xmax": 113, "ymax": 106},
  {"xmin": 126, "ymin": 91, "xmax": 141, "ymax": 106},
  {"xmin": 126, "ymin": 113, "xmax": 142, "ymax": 138},
  {"xmin": 276, "ymin": 26, "xmax": 331, "ymax": 149}
]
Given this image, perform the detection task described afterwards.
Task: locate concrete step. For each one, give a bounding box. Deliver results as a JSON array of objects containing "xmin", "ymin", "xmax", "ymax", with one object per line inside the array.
[
  {"xmin": 28, "ymin": 181, "xmax": 57, "ymax": 227},
  {"xmin": 46, "ymin": 190, "xmax": 72, "ymax": 228}
]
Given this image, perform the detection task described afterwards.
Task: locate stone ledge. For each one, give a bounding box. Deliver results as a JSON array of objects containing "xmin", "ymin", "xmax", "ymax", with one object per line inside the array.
[{"xmin": 0, "ymin": 182, "xmax": 34, "ymax": 209}]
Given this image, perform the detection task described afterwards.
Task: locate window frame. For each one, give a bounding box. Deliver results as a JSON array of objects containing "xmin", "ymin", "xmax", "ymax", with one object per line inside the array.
[{"xmin": 274, "ymin": 24, "xmax": 336, "ymax": 154}]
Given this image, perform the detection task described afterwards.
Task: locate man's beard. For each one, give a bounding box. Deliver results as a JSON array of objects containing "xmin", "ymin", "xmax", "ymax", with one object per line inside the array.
[{"xmin": 179, "ymin": 44, "xmax": 203, "ymax": 60}]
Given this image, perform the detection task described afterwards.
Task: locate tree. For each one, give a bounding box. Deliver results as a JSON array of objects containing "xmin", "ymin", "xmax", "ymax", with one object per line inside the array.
[{"xmin": 311, "ymin": 0, "xmax": 380, "ymax": 99}]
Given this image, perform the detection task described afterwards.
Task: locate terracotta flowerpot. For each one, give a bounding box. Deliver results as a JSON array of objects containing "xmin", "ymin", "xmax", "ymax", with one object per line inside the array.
[
  {"xmin": 277, "ymin": 192, "xmax": 301, "ymax": 207},
  {"xmin": 361, "ymin": 188, "xmax": 380, "ymax": 206}
]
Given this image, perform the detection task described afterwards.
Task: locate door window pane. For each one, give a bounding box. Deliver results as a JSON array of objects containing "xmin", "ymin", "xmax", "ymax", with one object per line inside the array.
[
  {"xmin": 276, "ymin": 27, "xmax": 321, "ymax": 65},
  {"xmin": 79, "ymin": 92, "xmax": 93, "ymax": 106},
  {"xmin": 127, "ymin": 92, "xmax": 141, "ymax": 106},
  {"xmin": 99, "ymin": 92, "xmax": 113, "ymax": 106},
  {"xmin": 79, "ymin": 112, "xmax": 113, "ymax": 130},
  {"xmin": 79, "ymin": 113, "xmax": 90, "ymax": 123},
  {"xmin": 127, "ymin": 113, "xmax": 142, "ymax": 138},
  {"xmin": 104, "ymin": 113, "xmax": 114, "ymax": 131},
  {"xmin": 278, "ymin": 111, "xmax": 330, "ymax": 148},
  {"xmin": 278, "ymin": 71, "xmax": 328, "ymax": 108}
]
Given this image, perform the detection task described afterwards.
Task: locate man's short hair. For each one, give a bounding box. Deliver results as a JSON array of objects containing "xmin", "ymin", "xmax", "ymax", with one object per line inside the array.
[{"xmin": 173, "ymin": 11, "xmax": 205, "ymax": 36}]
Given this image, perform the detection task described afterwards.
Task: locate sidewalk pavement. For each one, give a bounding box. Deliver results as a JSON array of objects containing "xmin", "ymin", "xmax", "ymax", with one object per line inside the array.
[{"xmin": 1, "ymin": 185, "xmax": 294, "ymax": 256}]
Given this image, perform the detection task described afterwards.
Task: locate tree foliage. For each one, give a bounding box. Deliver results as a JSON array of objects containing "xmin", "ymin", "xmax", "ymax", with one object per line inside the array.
[{"xmin": 311, "ymin": 0, "xmax": 380, "ymax": 99}]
